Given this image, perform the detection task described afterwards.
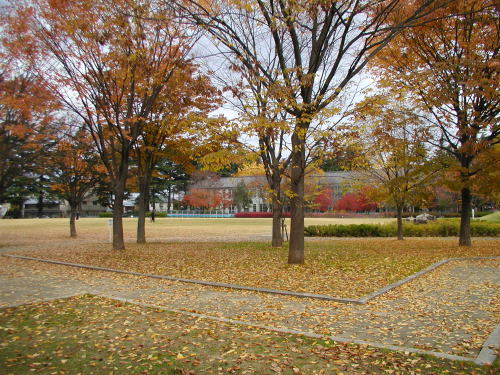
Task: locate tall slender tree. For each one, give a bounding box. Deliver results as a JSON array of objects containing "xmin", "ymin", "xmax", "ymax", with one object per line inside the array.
[
  {"xmin": 49, "ymin": 126, "xmax": 102, "ymax": 237},
  {"xmin": 351, "ymin": 91, "xmax": 437, "ymax": 240},
  {"xmin": 233, "ymin": 79, "xmax": 293, "ymax": 246},
  {"xmin": 134, "ymin": 63, "xmax": 222, "ymax": 243}
]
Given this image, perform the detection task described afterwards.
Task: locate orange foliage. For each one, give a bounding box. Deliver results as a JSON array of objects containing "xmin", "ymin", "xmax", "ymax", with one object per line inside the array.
[
  {"xmin": 334, "ymin": 188, "xmax": 377, "ymax": 212},
  {"xmin": 183, "ymin": 188, "xmax": 231, "ymax": 209},
  {"xmin": 314, "ymin": 188, "xmax": 333, "ymax": 212}
]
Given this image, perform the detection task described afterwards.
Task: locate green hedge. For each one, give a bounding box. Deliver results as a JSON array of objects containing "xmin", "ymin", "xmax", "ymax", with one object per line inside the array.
[
  {"xmin": 98, "ymin": 212, "xmax": 113, "ymax": 217},
  {"xmin": 304, "ymin": 220, "xmax": 500, "ymax": 237},
  {"xmin": 145, "ymin": 211, "xmax": 167, "ymax": 217}
]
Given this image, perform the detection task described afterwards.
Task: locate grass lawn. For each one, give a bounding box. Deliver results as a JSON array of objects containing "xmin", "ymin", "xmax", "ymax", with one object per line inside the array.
[
  {"xmin": 0, "ymin": 217, "xmax": 395, "ymax": 246},
  {"xmin": 479, "ymin": 211, "xmax": 500, "ymax": 223},
  {"xmin": 0, "ymin": 295, "xmax": 497, "ymax": 375}
]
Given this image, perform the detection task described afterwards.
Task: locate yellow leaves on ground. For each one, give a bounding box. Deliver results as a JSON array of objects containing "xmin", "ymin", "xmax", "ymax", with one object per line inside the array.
[{"xmin": 8, "ymin": 236, "xmax": 500, "ymax": 298}]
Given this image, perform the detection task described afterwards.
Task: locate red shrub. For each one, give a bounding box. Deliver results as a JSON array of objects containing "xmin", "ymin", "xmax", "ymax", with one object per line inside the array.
[
  {"xmin": 333, "ymin": 191, "xmax": 377, "ymax": 212},
  {"xmin": 314, "ymin": 188, "xmax": 333, "ymax": 212}
]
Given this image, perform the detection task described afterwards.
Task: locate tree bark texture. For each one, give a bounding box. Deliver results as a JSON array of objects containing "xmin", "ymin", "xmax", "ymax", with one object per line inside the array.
[
  {"xmin": 112, "ymin": 183, "xmax": 126, "ymax": 250},
  {"xmin": 271, "ymin": 194, "xmax": 283, "ymax": 247},
  {"xmin": 459, "ymin": 186, "xmax": 472, "ymax": 246},
  {"xmin": 37, "ymin": 176, "xmax": 44, "ymax": 218},
  {"xmin": 288, "ymin": 131, "xmax": 305, "ymax": 264},
  {"xmin": 136, "ymin": 175, "xmax": 151, "ymax": 244},
  {"xmin": 396, "ymin": 205, "xmax": 403, "ymax": 240},
  {"xmin": 69, "ymin": 206, "xmax": 77, "ymax": 238}
]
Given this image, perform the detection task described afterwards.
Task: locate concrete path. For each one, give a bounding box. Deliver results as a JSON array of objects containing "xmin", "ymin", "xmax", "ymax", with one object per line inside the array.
[{"xmin": 0, "ymin": 255, "xmax": 498, "ymax": 365}]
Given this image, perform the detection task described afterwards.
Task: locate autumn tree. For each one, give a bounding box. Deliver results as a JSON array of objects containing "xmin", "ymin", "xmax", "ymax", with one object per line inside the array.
[
  {"xmin": 372, "ymin": 0, "xmax": 500, "ymax": 245},
  {"xmin": 6, "ymin": 0, "xmax": 197, "ymax": 249},
  {"xmin": 49, "ymin": 126, "xmax": 101, "ymax": 237},
  {"xmin": 183, "ymin": 188, "xmax": 225, "ymax": 209},
  {"xmin": 333, "ymin": 189, "xmax": 377, "ymax": 212},
  {"xmin": 134, "ymin": 63, "xmax": 223, "ymax": 243},
  {"xmin": 351, "ymin": 91, "xmax": 437, "ymax": 240},
  {"xmin": 219, "ymin": 53, "xmax": 294, "ymax": 246},
  {"xmin": 314, "ymin": 188, "xmax": 333, "ymax": 212},
  {"xmin": 182, "ymin": 0, "xmax": 451, "ymax": 263},
  {"xmin": 470, "ymin": 144, "xmax": 500, "ymax": 206}
]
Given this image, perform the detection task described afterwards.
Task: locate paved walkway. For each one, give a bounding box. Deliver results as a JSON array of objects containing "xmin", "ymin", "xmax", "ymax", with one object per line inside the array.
[{"xmin": 0, "ymin": 255, "xmax": 498, "ymax": 365}]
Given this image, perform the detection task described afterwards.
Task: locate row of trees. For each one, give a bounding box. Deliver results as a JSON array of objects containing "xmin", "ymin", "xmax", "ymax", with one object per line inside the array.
[
  {"xmin": 2, "ymin": 0, "xmax": 234, "ymax": 247},
  {"xmin": 1, "ymin": 0, "xmax": 498, "ymax": 263},
  {"xmin": 183, "ymin": 0, "xmax": 499, "ymax": 259}
]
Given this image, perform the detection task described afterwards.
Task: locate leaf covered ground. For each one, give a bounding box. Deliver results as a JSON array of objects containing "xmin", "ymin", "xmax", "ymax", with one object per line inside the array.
[
  {"xmin": 8, "ymin": 238, "xmax": 500, "ymax": 298},
  {"xmin": 1, "ymin": 295, "xmax": 498, "ymax": 375}
]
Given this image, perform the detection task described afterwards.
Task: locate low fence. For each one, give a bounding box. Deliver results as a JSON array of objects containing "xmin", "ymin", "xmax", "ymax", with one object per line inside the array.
[{"xmin": 165, "ymin": 210, "xmax": 234, "ymax": 218}]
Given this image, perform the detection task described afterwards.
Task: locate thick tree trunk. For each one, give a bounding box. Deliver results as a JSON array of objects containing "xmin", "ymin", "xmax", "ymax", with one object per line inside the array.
[
  {"xmin": 69, "ymin": 205, "xmax": 77, "ymax": 238},
  {"xmin": 136, "ymin": 175, "xmax": 150, "ymax": 244},
  {"xmin": 288, "ymin": 131, "xmax": 305, "ymax": 264},
  {"xmin": 396, "ymin": 205, "xmax": 403, "ymax": 240},
  {"xmin": 112, "ymin": 184, "xmax": 126, "ymax": 250},
  {"xmin": 459, "ymin": 186, "xmax": 472, "ymax": 246}
]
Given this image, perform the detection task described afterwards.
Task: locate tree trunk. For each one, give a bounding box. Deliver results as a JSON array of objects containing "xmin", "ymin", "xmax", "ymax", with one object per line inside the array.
[
  {"xmin": 112, "ymin": 183, "xmax": 126, "ymax": 250},
  {"xmin": 144, "ymin": 187, "xmax": 150, "ymax": 213},
  {"xmin": 137, "ymin": 175, "xmax": 151, "ymax": 244},
  {"xmin": 271, "ymin": 195, "xmax": 283, "ymax": 247},
  {"xmin": 69, "ymin": 205, "xmax": 77, "ymax": 238},
  {"xmin": 270, "ymin": 170, "xmax": 283, "ymax": 247},
  {"xmin": 136, "ymin": 195, "xmax": 146, "ymax": 244},
  {"xmin": 37, "ymin": 176, "xmax": 44, "ymax": 218},
  {"xmin": 167, "ymin": 185, "xmax": 172, "ymax": 211},
  {"xmin": 288, "ymin": 130, "xmax": 305, "ymax": 264},
  {"xmin": 396, "ymin": 205, "xmax": 403, "ymax": 240},
  {"xmin": 459, "ymin": 186, "xmax": 472, "ymax": 246}
]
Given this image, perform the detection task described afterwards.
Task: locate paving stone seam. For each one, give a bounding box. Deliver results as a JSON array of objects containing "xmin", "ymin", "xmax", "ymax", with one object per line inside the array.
[
  {"xmin": 0, "ymin": 291, "xmax": 483, "ymax": 365},
  {"xmin": 104, "ymin": 295, "xmax": 485, "ymax": 365},
  {"xmin": 1, "ymin": 279, "xmax": 498, "ymax": 365},
  {"xmin": 361, "ymin": 256, "xmax": 500, "ymax": 303},
  {"xmin": 0, "ymin": 254, "xmax": 360, "ymax": 303},
  {"xmin": 2, "ymin": 254, "xmax": 499, "ymax": 304}
]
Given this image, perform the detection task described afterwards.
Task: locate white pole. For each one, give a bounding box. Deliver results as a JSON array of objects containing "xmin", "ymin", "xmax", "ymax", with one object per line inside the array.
[{"xmin": 107, "ymin": 219, "xmax": 113, "ymax": 243}]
